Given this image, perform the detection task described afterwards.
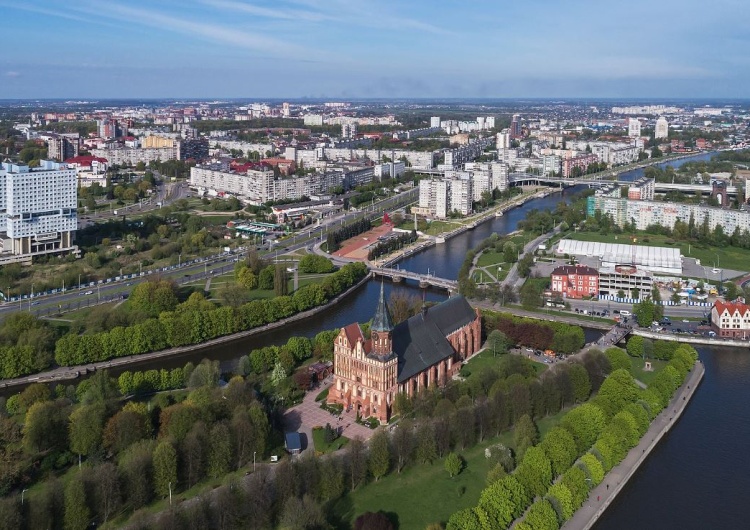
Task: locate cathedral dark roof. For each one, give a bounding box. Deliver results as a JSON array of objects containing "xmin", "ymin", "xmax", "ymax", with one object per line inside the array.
[
  {"xmin": 393, "ymin": 295, "xmax": 476, "ymax": 383},
  {"xmin": 372, "ymin": 282, "xmax": 394, "ymax": 333}
]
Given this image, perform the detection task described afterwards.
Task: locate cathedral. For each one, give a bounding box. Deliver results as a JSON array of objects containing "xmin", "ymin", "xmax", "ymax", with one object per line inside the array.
[{"xmin": 329, "ymin": 284, "xmax": 482, "ymax": 423}]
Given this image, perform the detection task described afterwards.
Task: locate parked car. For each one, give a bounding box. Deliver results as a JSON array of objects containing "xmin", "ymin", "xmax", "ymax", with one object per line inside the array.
[{"xmin": 620, "ymin": 310, "xmax": 631, "ymax": 317}]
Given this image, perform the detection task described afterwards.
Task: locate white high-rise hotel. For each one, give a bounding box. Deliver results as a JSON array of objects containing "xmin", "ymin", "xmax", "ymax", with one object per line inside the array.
[{"xmin": 0, "ymin": 160, "xmax": 78, "ymax": 263}]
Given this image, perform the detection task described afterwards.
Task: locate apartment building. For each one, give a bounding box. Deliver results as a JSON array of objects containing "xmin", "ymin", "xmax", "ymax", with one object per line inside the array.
[
  {"xmin": 628, "ymin": 177, "xmax": 655, "ymax": 201},
  {"xmin": 0, "ymin": 160, "xmax": 78, "ymax": 263},
  {"xmin": 91, "ymin": 146, "xmax": 176, "ymax": 166},
  {"xmin": 655, "ymin": 117, "xmax": 669, "ymax": 139},
  {"xmin": 46, "ymin": 133, "xmax": 79, "ymax": 162},
  {"xmin": 562, "ymin": 154, "xmax": 598, "ymax": 177},
  {"xmin": 627, "ymin": 118, "xmax": 642, "ymax": 138},
  {"xmin": 587, "ymin": 196, "xmax": 750, "ymax": 235}
]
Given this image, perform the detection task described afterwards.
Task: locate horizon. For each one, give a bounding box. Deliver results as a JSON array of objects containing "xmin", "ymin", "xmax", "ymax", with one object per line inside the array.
[{"xmin": 2, "ymin": 0, "xmax": 749, "ymax": 99}]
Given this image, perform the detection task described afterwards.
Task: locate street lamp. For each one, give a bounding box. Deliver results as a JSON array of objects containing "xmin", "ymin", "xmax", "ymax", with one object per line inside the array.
[
  {"xmin": 21, "ymin": 488, "xmax": 28, "ymax": 505},
  {"xmin": 253, "ymin": 451, "xmax": 257, "ymax": 473}
]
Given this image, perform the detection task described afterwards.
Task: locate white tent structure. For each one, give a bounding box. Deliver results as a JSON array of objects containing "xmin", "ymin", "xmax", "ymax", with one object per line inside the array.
[{"xmin": 556, "ymin": 239, "xmax": 682, "ymax": 274}]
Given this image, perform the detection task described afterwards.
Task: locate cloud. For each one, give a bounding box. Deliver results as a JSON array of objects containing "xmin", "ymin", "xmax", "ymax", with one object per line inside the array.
[
  {"xmin": 74, "ymin": 1, "xmax": 318, "ymax": 59},
  {"xmin": 200, "ymin": 0, "xmax": 331, "ymax": 22},
  {"xmin": 6, "ymin": 71, "xmax": 20, "ymax": 78}
]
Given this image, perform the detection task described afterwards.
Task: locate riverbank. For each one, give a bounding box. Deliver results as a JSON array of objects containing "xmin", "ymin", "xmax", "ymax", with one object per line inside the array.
[
  {"xmin": 563, "ymin": 359, "xmax": 705, "ymax": 530},
  {"xmin": 376, "ymin": 188, "xmax": 556, "ymax": 268},
  {"xmin": 632, "ymin": 328, "xmax": 750, "ymax": 348},
  {"xmin": 0, "ymin": 272, "xmax": 374, "ymax": 391}
]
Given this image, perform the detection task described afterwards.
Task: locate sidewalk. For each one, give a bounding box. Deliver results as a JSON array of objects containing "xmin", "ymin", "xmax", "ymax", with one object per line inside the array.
[{"xmin": 562, "ymin": 360, "xmax": 705, "ymax": 530}]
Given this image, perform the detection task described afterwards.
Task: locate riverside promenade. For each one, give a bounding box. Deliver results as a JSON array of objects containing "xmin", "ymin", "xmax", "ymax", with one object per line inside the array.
[{"xmin": 562, "ymin": 360, "xmax": 705, "ymax": 530}]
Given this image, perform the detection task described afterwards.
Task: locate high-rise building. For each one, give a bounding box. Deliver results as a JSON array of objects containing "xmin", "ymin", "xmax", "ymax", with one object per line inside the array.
[
  {"xmin": 655, "ymin": 117, "xmax": 669, "ymax": 139},
  {"xmin": 342, "ymin": 123, "xmax": 357, "ymax": 139},
  {"xmin": 510, "ymin": 114, "xmax": 521, "ymax": 139},
  {"xmin": 282, "ymin": 102, "xmax": 290, "ymax": 118},
  {"xmin": 47, "ymin": 134, "xmax": 79, "ymax": 162},
  {"xmin": 430, "ymin": 116, "xmax": 441, "ymax": 128},
  {"xmin": 0, "ymin": 160, "xmax": 78, "ymax": 263},
  {"xmin": 496, "ymin": 130, "xmax": 511, "ymax": 150},
  {"xmin": 628, "ymin": 118, "xmax": 642, "ymax": 138}
]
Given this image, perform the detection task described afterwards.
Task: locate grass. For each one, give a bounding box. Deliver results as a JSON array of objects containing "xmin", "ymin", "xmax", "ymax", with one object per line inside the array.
[
  {"xmin": 312, "ymin": 428, "xmax": 350, "ymax": 454},
  {"xmin": 568, "ymin": 231, "xmax": 749, "ymax": 275},
  {"xmin": 477, "ymin": 250, "xmax": 505, "ymax": 268},
  {"xmin": 630, "ymin": 358, "xmax": 669, "ymax": 386},
  {"xmin": 423, "ymin": 220, "xmax": 462, "ymax": 235},
  {"xmin": 334, "ymin": 407, "xmax": 568, "ymax": 529},
  {"xmin": 461, "ymin": 349, "xmax": 547, "ymax": 382}
]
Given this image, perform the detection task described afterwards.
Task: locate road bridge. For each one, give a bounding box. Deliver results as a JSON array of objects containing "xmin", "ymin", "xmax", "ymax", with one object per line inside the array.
[{"xmin": 370, "ymin": 267, "xmax": 458, "ymax": 292}]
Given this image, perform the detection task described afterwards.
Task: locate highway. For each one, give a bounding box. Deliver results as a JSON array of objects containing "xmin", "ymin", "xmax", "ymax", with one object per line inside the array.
[{"xmin": 1, "ymin": 187, "xmax": 418, "ymax": 320}]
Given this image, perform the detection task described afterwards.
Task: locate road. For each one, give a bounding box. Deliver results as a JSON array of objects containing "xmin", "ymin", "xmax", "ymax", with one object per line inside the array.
[
  {"xmin": 565, "ymin": 299, "xmax": 710, "ymax": 319},
  {"xmin": 2, "ymin": 188, "xmax": 417, "ymax": 320}
]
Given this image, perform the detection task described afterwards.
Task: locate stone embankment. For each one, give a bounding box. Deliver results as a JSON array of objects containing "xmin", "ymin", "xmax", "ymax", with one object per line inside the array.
[
  {"xmin": 0, "ymin": 273, "xmax": 373, "ymax": 391},
  {"xmin": 562, "ymin": 360, "xmax": 705, "ymax": 530}
]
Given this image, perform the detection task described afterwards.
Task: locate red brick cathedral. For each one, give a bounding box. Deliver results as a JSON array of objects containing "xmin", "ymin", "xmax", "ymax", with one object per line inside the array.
[{"xmin": 329, "ymin": 284, "xmax": 482, "ymax": 423}]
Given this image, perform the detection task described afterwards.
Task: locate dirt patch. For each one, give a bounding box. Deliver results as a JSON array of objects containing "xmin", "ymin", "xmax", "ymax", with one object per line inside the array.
[{"xmin": 333, "ymin": 224, "xmax": 393, "ymax": 261}]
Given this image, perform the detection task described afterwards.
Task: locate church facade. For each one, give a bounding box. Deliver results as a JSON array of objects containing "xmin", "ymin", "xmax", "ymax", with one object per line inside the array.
[{"xmin": 329, "ymin": 285, "xmax": 482, "ymax": 423}]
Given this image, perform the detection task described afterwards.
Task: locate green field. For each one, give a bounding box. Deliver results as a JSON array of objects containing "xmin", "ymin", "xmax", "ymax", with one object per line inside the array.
[
  {"xmin": 333, "ymin": 409, "xmax": 566, "ymax": 529},
  {"xmin": 630, "ymin": 358, "xmax": 669, "ymax": 386},
  {"xmin": 461, "ymin": 349, "xmax": 548, "ymax": 380},
  {"xmin": 568, "ymin": 232, "xmax": 749, "ymax": 275},
  {"xmin": 477, "ymin": 250, "xmax": 505, "ymax": 268},
  {"xmin": 312, "ymin": 428, "xmax": 350, "ymax": 454}
]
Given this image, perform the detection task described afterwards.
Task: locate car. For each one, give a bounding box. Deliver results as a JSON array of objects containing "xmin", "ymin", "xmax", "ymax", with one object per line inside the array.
[
  {"xmin": 701, "ymin": 320, "xmax": 708, "ymax": 325},
  {"xmin": 31, "ymin": 301, "xmax": 40, "ymax": 306},
  {"xmin": 682, "ymin": 319, "xmax": 690, "ymax": 323},
  {"xmin": 712, "ymin": 268, "xmax": 721, "ymax": 273},
  {"xmin": 85, "ymin": 290, "xmax": 93, "ymax": 295},
  {"xmin": 613, "ymin": 309, "xmax": 620, "ymax": 314},
  {"xmin": 620, "ymin": 310, "xmax": 631, "ymax": 316}
]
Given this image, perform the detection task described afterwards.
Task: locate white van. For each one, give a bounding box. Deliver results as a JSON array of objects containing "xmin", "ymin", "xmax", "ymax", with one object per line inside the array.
[{"xmin": 620, "ymin": 310, "xmax": 631, "ymax": 317}]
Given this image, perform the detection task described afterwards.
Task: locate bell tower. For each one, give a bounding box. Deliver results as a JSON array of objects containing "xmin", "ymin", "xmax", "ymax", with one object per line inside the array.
[{"xmin": 371, "ymin": 282, "xmax": 394, "ymax": 357}]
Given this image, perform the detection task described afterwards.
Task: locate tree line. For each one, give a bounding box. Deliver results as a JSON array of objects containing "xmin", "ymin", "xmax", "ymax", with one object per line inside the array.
[
  {"xmin": 326, "ymin": 218, "xmax": 372, "ymax": 252},
  {"xmin": 483, "ymin": 311, "xmax": 585, "ymax": 355},
  {"xmin": 367, "ymin": 231, "xmax": 418, "ymax": 261},
  {"xmin": 51, "ymin": 263, "xmax": 367, "ymax": 371},
  {"xmin": 446, "ymin": 344, "xmax": 698, "ymax": 529}
]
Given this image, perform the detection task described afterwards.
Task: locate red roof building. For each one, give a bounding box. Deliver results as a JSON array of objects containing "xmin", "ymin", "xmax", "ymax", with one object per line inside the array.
[
  {"xmin": 711, "ymin": 300, "xmax": 750, "ymax": 339},
  {"xmin": 551, "ymin": 264, "xmax": 599, "ymax": 299}
]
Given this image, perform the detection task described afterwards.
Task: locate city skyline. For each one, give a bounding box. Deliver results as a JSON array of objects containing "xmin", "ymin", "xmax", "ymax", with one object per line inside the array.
[{"xmin": 1, "ymin": 0, "xmax": 749, "ymax": 99}]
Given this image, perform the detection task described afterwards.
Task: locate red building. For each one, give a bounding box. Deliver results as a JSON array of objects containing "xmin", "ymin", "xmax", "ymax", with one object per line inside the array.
[
  {"xmin": 551, "ymin": 265, "xmax": 599, "ymax": 299},
  {"xmin": 711, "ymin": 300, "xmax": 750, "ymax": 339},
  {"xmin": 562, "ymin": 154, "xmax": 598, "ymax": 177}
]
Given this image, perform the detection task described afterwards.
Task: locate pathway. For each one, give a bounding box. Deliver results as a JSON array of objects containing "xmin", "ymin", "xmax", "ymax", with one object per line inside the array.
[
  {"xmin": 282, "ymin": 380, "xmax": 375, "ymax": 455},
  {"xmin": 562, "ymin": 360, "xmax": 705, "ymax": 530}
]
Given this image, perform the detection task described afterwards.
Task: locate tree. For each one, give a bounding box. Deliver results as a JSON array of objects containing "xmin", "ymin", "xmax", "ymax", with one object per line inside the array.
[
  {"xmin": 236, "ymin": 266, "xmax": 259, "ymax": 289},
  {"xmin": 388, "ymin": 290, "xmax": 422, "ymax": 324},
  {"xmin": 540, "ymin": 427, "xmax": 578, "ymax": 476},
  {"xmin": 368, "ymin": 429, "xmax": 390, "ymax": 481},
  {"xmin": 299, "ymin": 254, "xmax": 335, "ymax": 274},
  {"xmin": 513, "ymin": 414, "xmax": 538, "ymax": 457},
  {"xmin": 520, "ymin": 281, "xmax": 542, "ymax": 310},
  {"xmin": 23, "ymin": 400, "xmax": 67, "ymax": 453},
  {"xmin": 208, "ymin": 422, "xmax": 233, "ymax": 478},
  {"xmin": 487, "ymin": 330, "xmax": 510, "ymax": 356},
  {"xmin": 69, "ymin": 403, "xmax": 106, "ymax": 457},
  {"xmin": 595, "ymin": 369, "xmax": 640, "ymax": 418},
  {"xmin": 515, "ymin": 446, "xmax": 553, "ymax": 499},
  {"xmin": 568, "ymin": 363, "xmax": 592, "ymax": 402},
  {"xmin": 274, "ymin": 265, "xmax": 289, "ymax": 296},
  {"xmin": 547, "ymin": 481, "xmax": 575, "ymax": 522},
  {"xmin": 604, "ymin": 347, "xmax": 632, "ymax": 371},
  {"xmin": 634, "ymin": 297, "xmax": 662, "ymax": 327},
  {"xmin": 444, "ymin": 452, "xmax": 463, "ymax": 478},
  {"xmin": 503, "ymin": 241, "xmax": 518, "ymax": 263},
  {"xmin": 390, "ymin": 420, "xmax": 414, "ymax": 473},
  {"xmin": 477, "ymin": 475, "xmax": 529, "ymax": 528},
  {"xmin": 626, "ymin": 335, "xmax": 645, "ymax": 358},
  {"xmin": 560, "ymin": 403, "xmax": 606, "ymax": 453},
  {"xmin": 348, "ymin": 437, "xmax": 368, "ymax": 490},
  {"xmin": 129, "ymin": 279, "xmax": 178, "ymax": 317},
  {"xmin": 91, "ymin": 463, "xmax": 120, "ymax": 524},
  {"xmin": 64, "ymin": 474, "xmax": 90, "ymax": 530},
  {"xmin": 153, "ymin": 441, "xmax": 178, "ymax": 499},
  {"xmin": 523, "ymin": 499, "xmax": 559, "ymax": 530},
  {"xmin": 278, "ymin": 494, "xmax": 326, "ymax": 530},
  {"xmin": 118, "ymin": 441, "xmax": 154, "ymax": 510}
]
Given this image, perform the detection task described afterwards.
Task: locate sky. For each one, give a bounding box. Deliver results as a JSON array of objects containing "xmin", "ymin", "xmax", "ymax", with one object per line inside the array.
[{"xmin": 1, "ymin": 0, "xmax": 749, "ymax": 99}]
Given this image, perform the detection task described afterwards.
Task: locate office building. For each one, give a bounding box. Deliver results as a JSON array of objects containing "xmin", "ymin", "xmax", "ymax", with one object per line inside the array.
[
  {"xmin": 0, "ymin": 160, "xmax": 78, "ymax": 263},
  {"xmin": 430, "ymin": 116, "xmax": 441, "ymax": 128},
  {"xmin": 510, "ymin": 115, "xmax": 521, "ymax": 139},
  {"xmin": 655, "ymin": 117, "xmax": 669, "ymax": 139}
]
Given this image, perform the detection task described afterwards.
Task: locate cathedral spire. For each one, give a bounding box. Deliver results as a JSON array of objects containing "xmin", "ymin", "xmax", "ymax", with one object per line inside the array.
[{"xmin": 372, "ymin": 281, "xmax": 394, "ymax": 332}]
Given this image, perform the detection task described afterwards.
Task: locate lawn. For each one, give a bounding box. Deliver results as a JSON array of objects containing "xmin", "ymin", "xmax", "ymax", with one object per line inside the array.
[
  {"xmin": 423, "ymin": 220, "xmax": 462, "ymax": 236},
  {"xmin": 630, "ymin": 358, "xmax": 669, "ymax": 387},
  {"xmin": 477, "ymin": 250, "xmax": 505, "ymax": 268},
  {"xmin": 312, "ymin": 428, "xmax": 350, "ymax": 454},
  {"xmin": 461, "ymin": 349, "xmax": 546, "ymax": 382},
  {"xmin": 568, "ymin": 232, "xmax": 750, "ymax": 274},
  {"xmin": 333, "ymin": 408, "xmax": 568, "ymax": 529}
]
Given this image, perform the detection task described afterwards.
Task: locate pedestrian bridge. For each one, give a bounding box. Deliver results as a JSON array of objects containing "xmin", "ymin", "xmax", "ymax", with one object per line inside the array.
[{"xmin": 370, "ymin": 268, "xmax": 458, "ymax": 292}]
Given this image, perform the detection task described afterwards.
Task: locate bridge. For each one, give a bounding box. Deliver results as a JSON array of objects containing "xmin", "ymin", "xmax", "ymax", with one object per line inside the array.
[
  {"xmin": 370, "ymin": 267, "xmax": 458, "ymax": 292},
  {"xmin": 509, "ymin": 174, "xmax": 738, "ymax": 196}
]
